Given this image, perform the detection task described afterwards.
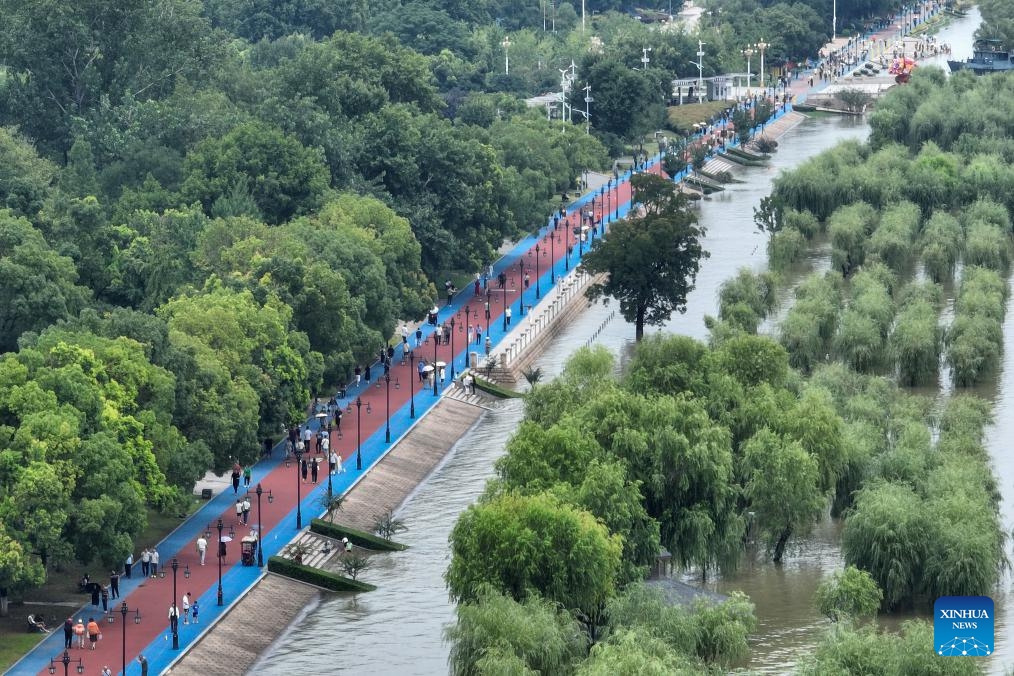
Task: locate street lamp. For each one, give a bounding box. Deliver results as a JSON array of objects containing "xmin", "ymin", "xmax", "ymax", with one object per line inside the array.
[
  {"xmin": 755, "ymin": 40, "xmax": 769, "ymax": 89},
  {"xmin": 535, "ymin": 244, "xmax": 541, "ymax": 298},
  {"xmin": 501, "ymin": 35, "xmax": 511, "ymax": 75},
  {"xmin": 118, "ymin": 603, "xmax": 142, "ymax": 676},
  {"xmin": 216, "ymin": 518, "xmax": 224, "ymax": 606},
  {"xmin": 48, "ymin": 651, "xmax": 83, "ymax": 676},
  {"xmin": 169, "ymin": 558, "xmax": 186, "ymax": 649},
  {"xmin": 293, "ymin": 441, "xmax": 304, "ymax": 530},
  {"xmin": 355, "ymin": 397, "xmax": 363, "ymax": 470},
  {"xmin": 518, "ymin": 258, "xmax": 526, "ymax": 316},
  {"xmin": 384, "ymin": 372, "xmax": 391, "ymax": 443},
  {"xmin": 547, "ymin": 233, "xmax": 555, "ymax": 285},
  {"xmin": 502, "ymin": 276, "xmax": 508, "ymax": 332},
  {"xmin": 432, "ymin": 329, "xmax": 439, "ymax": 395},
  {"xmin": 449, "ymin": 316, "xmax": 456, "ymax": 380},
  {"xmin": 408, "ymin": 352, "xmax": 416, "ymax": 418},
  {"xmin": 255, "ymin": 484, "xmax": 271, "ymax": 567},
  {"xmin": 564, "ymin": 217, "xmax": 571, "ymax": 271}
]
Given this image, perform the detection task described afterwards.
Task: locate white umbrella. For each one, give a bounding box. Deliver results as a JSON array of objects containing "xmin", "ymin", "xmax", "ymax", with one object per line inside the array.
[
  {"xmin": 435, "ymin": 361, "xmax": 447, "ymax": 368},
  {"xmin": 315, "ymin": 412, "xmax": 328, "ymax": 420},
  {"xmin": 219, "ymin": 536, "xmax": 233, "ymax": 543},
  {"xmin": 422, "ymin": 365, "xmax": 435, "ymax": 373}
]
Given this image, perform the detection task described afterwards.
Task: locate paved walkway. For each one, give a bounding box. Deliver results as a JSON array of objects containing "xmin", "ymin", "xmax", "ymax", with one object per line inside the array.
[{"xmin": 9, "ymin": 140, "xmax": 661, "ymax": 676}]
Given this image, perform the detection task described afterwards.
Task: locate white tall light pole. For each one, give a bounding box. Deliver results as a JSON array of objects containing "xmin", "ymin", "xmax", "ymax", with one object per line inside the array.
[
  {"xmin": 832, "ymin": 0, "xmax": 837, "ymax": 41},
  {"xmin": 641, "ymin": 47, "xmax": 651, "ymax": 70},
  {"xmin": 582, "ymin": 0, "xmax": 585, "ymax": 32},
  {"xmin": 755, "ymin": 40, "xmax": 769, "ymax": 90},
  {"xmin": 742, "ymin": 47, "xmax": 754, "ymax": 93},
  {"xmin": 695, "ymin": 41, "xmax": 706, "ymax": 103},
  {"xmin": 583, "ymin": 85, "xmax": 593, "ymax": 134},
  {"xmin": 502, "ymin": 36, "xmax": 511, "ymax": 75}
]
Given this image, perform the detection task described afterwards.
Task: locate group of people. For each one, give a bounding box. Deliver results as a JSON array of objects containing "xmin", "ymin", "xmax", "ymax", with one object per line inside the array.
[{"xmin": 230, "ymin": 461, "xmax": 252, "ymax": 494}]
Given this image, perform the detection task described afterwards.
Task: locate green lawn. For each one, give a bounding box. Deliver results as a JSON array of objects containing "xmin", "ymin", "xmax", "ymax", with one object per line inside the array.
[{"xmin": 666, "ymin": 102, "xmax": 735, "ymax": 134}]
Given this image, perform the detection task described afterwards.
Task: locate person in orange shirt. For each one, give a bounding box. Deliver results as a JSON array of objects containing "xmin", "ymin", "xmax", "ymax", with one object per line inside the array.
[
  {"xmin": 73, "ymin": 618, "xmax": 86, "ymax": 649},
  {"xmin": 86, "ymin": 618, "xmax": 101, "ymax": 650}
]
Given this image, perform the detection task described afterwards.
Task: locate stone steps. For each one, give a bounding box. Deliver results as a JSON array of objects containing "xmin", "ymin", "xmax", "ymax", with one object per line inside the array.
[
  {"xmin": 444, "ymin": 383, "xmax": 495, "ymax": 409},
  {"xmin": 279, "ymin": 530, "xmax": 344, "ymax": 569}
]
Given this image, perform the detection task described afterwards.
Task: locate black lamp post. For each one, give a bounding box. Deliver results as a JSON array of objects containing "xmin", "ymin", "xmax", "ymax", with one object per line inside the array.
[
  {"xmin": 564, "ymin": 217, "xmax": 571, "ymax": 271},
  {"xmin": 118, "ymin": 602, "xmax": 141, "ymax": 676},
  {"xmin": 384, "ymin": 372, "xmax": 391, "ymax": 443},
  {"xmin": 216, "ymin": 518, "xmax": 224, "ymax": 606},
  {"xmin": 355, "ymin": 397, "xmax": 363, "ymax": 470},
  {"xmin": 432, "ymin": 331, "xmax": 439, "ymax": 396},
  {"xmin": 518, "ymin": 258, "xmax": 525, "ymax": 316},
  {"xmin": 293, "ymin": 442, "xmax": 304, "ymax": 530},
  {"xmin": 449, "ymin": 316, "xmax": 456, "ymax": 380},
  {"xmin": 255, "ymin": 484, "xmax": 272, "ymax": 567},
  {"xmin": 169, "ymin": 558, "xmax": 183, "ymax": 649},
  {"xmin": 535, "ymin": 244, "xmax": 541, "ymax": 298},
  {"xmin": 48, "ymin": 651, "xmax": 83, "ymax": 676},
  {"xmin": 408, "ymin": 352, "xmax": 416, "ymax": 418},
  {"xmin": 502, "ymin": 279, "xmax": 508, "ymax": 332},
  {"xmin": 548, "ymin": 233, "xmax": 555, "ymax": 284}
]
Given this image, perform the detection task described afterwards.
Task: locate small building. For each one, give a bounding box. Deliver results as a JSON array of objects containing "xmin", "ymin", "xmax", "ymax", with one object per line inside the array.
[{"xmin": 671, "ymin": 75, "xmax": 735, "ymax": 104}]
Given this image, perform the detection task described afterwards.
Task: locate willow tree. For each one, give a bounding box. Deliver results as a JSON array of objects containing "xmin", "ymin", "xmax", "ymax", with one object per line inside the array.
[{"xmin": 581, "ymin": 173, "xmax": 708, "ymax": 341}]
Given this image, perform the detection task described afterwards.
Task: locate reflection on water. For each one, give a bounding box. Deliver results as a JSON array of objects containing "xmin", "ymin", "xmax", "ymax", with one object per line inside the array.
[{"xmin": 259, "ymin": 12, "xmax": 1006, "ymax": 674}]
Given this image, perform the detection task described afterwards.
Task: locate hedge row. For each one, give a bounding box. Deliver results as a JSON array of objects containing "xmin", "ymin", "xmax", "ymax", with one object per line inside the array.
[
  {"xmin": 310, "ymin": 518, "xmax": 408, "ymax": 551},
  {"xmin": 267, "ymin": 556, "xmax": 376, "ymax": 592}
]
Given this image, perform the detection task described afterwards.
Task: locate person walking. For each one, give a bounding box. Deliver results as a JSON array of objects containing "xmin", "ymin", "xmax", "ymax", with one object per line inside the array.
[
  {"xmin": 485, "ymin": 336, "xmax": 492, "ymax": 357},
  {"xmin": 301, "ymin": 457, "xmax": 308, "ymax": 483},
  {"xmin": 100, "ymin": 585, "xmax": 109, "ymax": 612},
  {"xmin": 316, "ymin": 428, "xmax": 325, "ymax": 454},
  {"xmin": 235, "ymin": 498, "xmax": 243, "ymax": 523},
  {"xmin": 418, "ymin": 358, "xmax": 426, "ymax": 383},
  {"xmin": 354, "ymin": 364, "xmax": 362, "ymax": 386},
  {"xmin": 505, "ymin": 307, "xmax": 512, "ymax": 327},
  {"xmin": 191, "ymin": 601, "xmax": 199, "ymax": 624},
  {"xmin": 415, "ymin": 326, "xmax": 423, "ymax": 348},
  {"xmin": 467, "ymin": 325, "xmax": 474, "ymax": 346},
  {"xmin": 302, "ymin": 426, "xmax": 312, "ymax": 448},
  {"xmin": 124, "ymin": 553, "xmax": 133, "ymax": 579},
  {"xmin": 311, "ymin": 457, "xmax": 319, "ymax": 484},
  {"xmin": 182, "ymin": 593, "xmax": 191, "ymax": 625},
  {"xmin": 243, "ymin": 465, "xmax": 252, "ymax": 488},
  {"xmin": 321, "ymin": 434, "xmax": 330, "ymax": 459},
  {"xmin": 150, "ymin": 548, "xmax": 159, "ymax": 578},
  {"xmin": 86, "ymin": 618, "xmax": 100, "ymax": 650},
  {"xmin": 90, "ymin": 583, "xmax": 100, "ymax": 608},
  {"xmin": 401, "ymin": 323, "xmax": 409, "ymax": 344},
  {"xmin": 331, "ymin": 450, "xmax": 343, "ymax": 476},
  {"xmin": 242, "ymin": 496, "xmax": 251, "ymax": 525},
  {"xmin": 334, "ymin": 407, "xmax": 342, "ymax": 432},
  {"xmin": 196, "ymin": 535, "xmax": 208, "ymax": 566},
  {"xmin": 101, "ymin": 667, "xmax": 112, "ymax": 676},
  {"xmin": 484, "ymin": 300, "xmax": 490, "ymax": 320},
  {"xmin": 138, "ymin": 655, "xmax": 149, "ymax": 676},
  {"xmin": 435, "ymin": 323, "xmax": 442, "ymax": 345},
  {"xmin": 63, "ymin": 617, "xmax": 74, "ymax": 649},
  {"xmin": 140, "ymin": 548, "xmax": 150, "ymax": 578},
  {"xmin": 476, "ymin": 325, "xmax": 483, "ymax": 346},
  {"xmin": 109, "ymin": 570, "xmax": 120, "ymax": 599},
  {"xmin": 73, "ymin": 618, "xmax": 85, "ymax": 649}
]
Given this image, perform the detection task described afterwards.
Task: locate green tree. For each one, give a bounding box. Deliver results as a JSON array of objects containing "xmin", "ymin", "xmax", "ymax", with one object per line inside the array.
[
  {"xmin": 0, "ymin": 522, "xmax": 45, "ymax": 615},
  {"xmin": 742, "ymin": 429, "xmax": 825, "ymax": 563},
  {"xmin": 181, "ymin": 121, "xmax": 330, "ymax": 225},
  {"xmin": 0, "ymin": 211, "xmax": 91, "ymax": 352},
  {"xmin": 446, "ymin": 492, "xmax": 622, "ymax": 615},
  {"xmin": 0, "ymin": 127, "xmax": 57, "ymax": 216},
  {"xmin": 576, "ymin": 629, "xmax": 699, "ymax": 676},
  {"xmin": 814, "ymin": 566, "xmax": 883, "ymax": 622},
  {"xmin": 446, "ymin": 587, "xmax": 587, "ymax": 676},
  {"xmin": 581, "ymin": 173, "xmax": 708, "ymax": 341}
]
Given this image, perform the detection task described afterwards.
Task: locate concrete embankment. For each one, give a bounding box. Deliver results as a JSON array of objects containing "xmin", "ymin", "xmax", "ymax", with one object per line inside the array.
[{"xmin": 166, "ymin": 397, "xmax": 486, "ymax": 675}]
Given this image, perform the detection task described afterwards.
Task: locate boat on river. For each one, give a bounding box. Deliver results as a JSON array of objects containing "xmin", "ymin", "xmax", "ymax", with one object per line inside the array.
[{"xmin": 948, "ymin": 39, "xmax": 1014, "ymax": 74}]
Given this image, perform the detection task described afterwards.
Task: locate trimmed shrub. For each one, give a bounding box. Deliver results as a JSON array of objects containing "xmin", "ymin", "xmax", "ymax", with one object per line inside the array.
[
  {"xmin": 267, "ymin": 556, "xmax": 377, "ymax": 592},
  {"xmin": 310, "ymin": 518, "xmax": 408, "ymax": 551},
  {"xmin": 919, "ymin": 211, "xmax": 962, "ymax": 282}
]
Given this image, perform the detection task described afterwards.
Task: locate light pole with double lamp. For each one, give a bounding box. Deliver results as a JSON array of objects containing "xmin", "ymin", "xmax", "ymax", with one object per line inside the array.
[
  {"xmin": 518, "ymin": 258, "xmax": 526, "ymax": 316},
  {"xmin": 432, "ymin": 331, "xmax": 439, "ymax": 395},
  {"xmin": 502, "ymin": 278, "xmax": 508, "ymax": 332},
  {"xmin": 384, "ymin": 372, "xmax": 391, "ymax": 443},
  {"xmin": 548, "ymin": 232, "xmax": 556, "ymax": 284},
  {"xmin": 354, "ymin": 397, "xmax": 363, "ymax": 469},
  {"xmin": 449, "ymin": 316, "xmax": 457, "ymax": 380},
  {"xmin": 255, "ymin": 483, "xmax": 272, "ymax": 567},
  {"xmin": 116, "ymin": 602, "xmax": 141, "ymax": 676},
  {"xmin": 216, "ymin": 519, "xmax": 224, "ymax": 606},
  {"xmin": 291, "ymin": 441, "xmax": 304, "ymax": 529},
  {"xmin": 168, "ymin": 558, "xmax": 189, "ymax": 649},
  {"xmin": 408, "ymin": 352, "xmax": 416, "ymax": 418},
  {"xmin": 48, "ymin": 651, "xmax": 83, "ymax": 676},
  {"xmin": 534, "ymin": 244, "xmax": 541, "ymax": 298}
]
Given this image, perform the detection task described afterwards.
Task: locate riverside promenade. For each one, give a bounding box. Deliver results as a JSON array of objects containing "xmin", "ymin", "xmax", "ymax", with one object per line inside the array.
[{"xmin": 7, "ymin": 151, "xmax": 660, "ymax": 676}]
